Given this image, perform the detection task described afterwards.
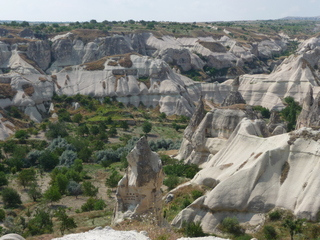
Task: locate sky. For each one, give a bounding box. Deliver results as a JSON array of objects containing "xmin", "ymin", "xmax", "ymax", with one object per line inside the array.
[{"xmin": 1, "ymin": 0, "xmax": 320, "ymax": 23}]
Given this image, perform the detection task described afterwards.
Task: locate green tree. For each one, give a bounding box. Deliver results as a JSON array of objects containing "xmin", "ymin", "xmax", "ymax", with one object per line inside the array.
[
  {"xmin": 90, "ymin": 125, "xmax": 99, "ymax": 135},
  {"xmin": 67, "ymin": 181, "xmax": 82, "ymax": 198},
  {"xmin": 17, "ymin": 168, "xmax": 36, "ymax": 188},
  {"xmin": 55, "ymin": 208, "xmax": 77, "ymax": 235},
  {"xmin": 0, "ymin": 208, "xmax": 5, "ymax": 222},
  {"xmin": 263, "ymin": 225, "xmax": 278, "ymax": 240},
  {"xmin": 0, "ymin": 172, "xmax": 8, "ymax": 187},
  {"xmin": 105, "ymin": 169, "xmax": 122, "ymax": 188},
  {"xmin": 15, "ymin": 130, "xmax": 29, "ymax": 141},
  {"xmin": 55, "ymin": 173, "xmax": 69, "ymax": 194},
  {"xmin": 142, "ymin": 121, "xmax": 152, "ymax": 135},
  {"xmin": 72, "ymin": 113, "xmax": 83, "ymax": 123},
  {"xmin": 82, "ymin": 181, "xmax": 98, "ymax": 197},
  {"xmin": 46, "ymin": 122, "xmax": 68, "ymax": 139},
  {"xmin": 163, "ymin": 175, "xmax": 180, "ymax": 190},
  {"xmin": 108, "ymin": 125, "xmax": 117, "ymax": 137},
  {"xmin": 283, "ymin": 218, "xmax": 304, "ymax": 240},
  {"xmin": 44, "ymin": 185, "xmax": 62, "ymax": 204},
  {"xmin": 119, "ymin": 121, "xmax": 129, "ymax": 131},
  {"xmin": 27, "ymin": 208, "xmax": 53, "ymax": 236},
  {"xmin": 281, "ymin": 97, "xmax": 302, "ymax": 131},
  {"xmin": 28, "ymin": 183, "xmax": 42, "ymax": 202},
  {"xmin": 2, "ymin": 187, "xmax": 22, "ymax": 208},
  {"xmin": 38, "ymin": 150, "xmax": 59, "ymax": 171}
]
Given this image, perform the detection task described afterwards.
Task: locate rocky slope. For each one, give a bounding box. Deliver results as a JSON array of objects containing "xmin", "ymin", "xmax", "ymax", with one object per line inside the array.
[
  {"xmin": 0, "ymin": 27, "xmax": 316, "ymax": 140},
  {"xmin": 239, "ymin": 36, "xmax": 320, "ymax": 110},
  {"xmin": 172, "ymin": 119, "xmax": 320, "ymax": 233}
]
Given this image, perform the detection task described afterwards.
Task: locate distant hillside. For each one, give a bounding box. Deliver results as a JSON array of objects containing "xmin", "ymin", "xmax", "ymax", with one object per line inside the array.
[{"xmin": 281, "ymin": 16, "xmax": 320, "ymax": 21}]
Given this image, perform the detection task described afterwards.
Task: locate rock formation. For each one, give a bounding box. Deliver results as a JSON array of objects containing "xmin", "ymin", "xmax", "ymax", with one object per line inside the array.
[
  {"xmin": 296, "ymin": 85, "xmax": 320, "ymax": 129},
  {"xmin": 176, "ymin": 103, "xmax": 259, "ymax": 165},
  {"xmin": 113, "ymin": 137, "xmax": 164, "ymax": 224},
  {"xmin": 239, "ymin": 37, "xmax": 320, "ymax": 110},
  {"xmin": 52, "ymin": 226, "xmax": 150, "ymax": 240},
  {"xmin": 0, "ymin": 234, "xmax": 25, "ymax": 240},
  {"xmin": 267, "ymin": 110, "xmax": 287, "ymax": 135},
  {"xmin": 172, "ymin": 119, "xmax": 320, "ymax": 233},
  {"xmin": 221, "ymin": 77, "xmax": 246, "ymax": 106}
]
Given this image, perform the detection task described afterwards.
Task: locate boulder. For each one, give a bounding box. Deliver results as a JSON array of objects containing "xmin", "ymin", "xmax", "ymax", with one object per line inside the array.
[
  {"xmin": 113, "ymin": 137, "xmax": 164, "ymax": 224},
  {"xmin": 0, "ymin": 234, "xmax": 25, "ymax": 240}
]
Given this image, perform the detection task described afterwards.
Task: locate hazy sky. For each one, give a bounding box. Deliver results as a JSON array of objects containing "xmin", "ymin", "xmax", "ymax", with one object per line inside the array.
[{"xmin": 1, "ymin": 0, "xmax": 320, "ymax": 22}]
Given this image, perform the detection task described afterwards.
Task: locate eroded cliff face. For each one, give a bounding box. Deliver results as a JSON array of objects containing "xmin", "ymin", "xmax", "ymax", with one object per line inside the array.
[
  {"xmin": 176, "ymin": 102, "xmax": 259, "ymax": 165},
  {"xmin": 0, "ymin": 30, "xmax": 318, "ymax": 140},
  {"xmin": 113, "ymin": 137, "xmax": 164, "ymax": 224},
  {"xmin": 172, "ymin": 119, "xmax": 320, "ymax": 234}
]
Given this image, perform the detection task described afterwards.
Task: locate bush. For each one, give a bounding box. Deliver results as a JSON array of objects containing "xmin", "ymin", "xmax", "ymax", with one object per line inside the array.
[
  {"xmin": 0, "ymin": 172, "xmax": 8, "ymax": 187},
  {"xmin": 45, "ymin": 122, "xmax": 68, "ymax": 139},
  {"xmin": 80, "ymin": 198, "xmax": 105, "ymax": 212},
  {"xmin": 253, "ymin": 105, "xmax": 271, "ymax": 118},
  {"xmin": 27, "ymin": 208, "xmax": 53, "ymax": 235},
  {"xmin": 191, "ymin": 190, "xmax": 203, "ymax": 200},
  {"xmin": 163, "ymin": 175, "xmax": 180, "ymax": 190},
  {"xmin": 105, "ymin": 169, "xmax": 122, "ymax": 188},
  {"xmin": 263, "ymin": 225, "xmax": 277, "ymax": 240},
  {"xmin": 142, "ymin": 121, "xmax": 152, "ymax": 134},
  {"xmin": 182, "ymin": 221, "xmax": 206, "ymax": 237},
  {"xmin": 219, "ymin": 217, "xmax": 243, "ymax": 236},
  {"xmin": 269, "ymin": 210, "xmax": 282, "ymax": 221},
  {"xmin": 2, "ymin": 188, "xmax": 22, "ymax": 208},
  {"xmin": 59, "ymin": 150, "xmax": 77, "ymax": 167},
  {"xmin": 280, "ymin": 96, "xmax": 302, "ymax": 131},
  {"xmin": 0, "ymin": 208, "xmax": 6, "ymax": 222}
]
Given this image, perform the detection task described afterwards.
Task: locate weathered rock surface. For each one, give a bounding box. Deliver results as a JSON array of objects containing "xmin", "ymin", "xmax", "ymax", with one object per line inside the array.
[
  {"xmin": 239, "ymin": 37, "xmax": 320, "ymax": 110},
  {"xmin": 0, "ymin": 234, "xmax": 25, "ymax": 240},
  {"xmin": 172, "ymin": 119, "xmax": 320, "ymax": 233},
  {"xmin": 221, "ymin": 77, "xmax": 246, "ymax": 106},
  {"xmin": 177, "ymin": 104, "xmax": 258, "ymax": 165},
  {"xmin": 52, "ymin": 226, "xmax": 150, "ymax": 240},
  {"xmin": 296, "ymin": 85, "xmax": 320, "ymax": 129},
  {"xmin": 113, "ymin": 137, "xmax": 164, "ymax": 224}
]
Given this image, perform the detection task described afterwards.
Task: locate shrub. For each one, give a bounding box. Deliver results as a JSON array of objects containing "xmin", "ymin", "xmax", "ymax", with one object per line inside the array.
[
  {"xmin": 81, "ymin": 197, "xmax": 105, "ymax": 212},
  {"xmin": 59, "ymin": 150, "xmax": 77, "ymax": 167},
  {"xmin": 219, "ymin": 217, "xmax": 243, "ymax": 236},
  {"xmin": 182, "ymin": 221, "xmax": 206, "ymax": 237},
  {"xmin": 105, "ymin": 169, "xmax": 122, "ymax": 188},
  {"xmin": 142, "ymin": 121, "xmax": 152, "ymax": 134},
  {"xmin": 0, "ymin": 172, "xmax": 8, "ymax": 187},
  {"xmin": 0, "ymin": 208, "xmax": 6, "ymax": 222},
  {"xmin": 269, "ymin": 209, "xmax": 282, "ymax": 221},
  {"xmin": 191, "ymin": 190, "xmax": 203, "ymax": 200},
  {"xmin": 45, "ymin": 122, "xmax": 68, "ymax": 139},
  {"xmin": 27, "ymin": 208, "xmax": 53, "ymax": 235},
  {"xmin": 253, "ymin": 105, "xmax": 271, "ymax": 118},
  {"xmin": 163, "ymin": 175, "xmax": 180, "ymax": 190},
  {"xmin": 2, "ymin": 188, "xmax": 22, "ymax": 208},
  {"xmin": 263, "ymin": 225, "xmax": 277, "ymax": 240}
]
